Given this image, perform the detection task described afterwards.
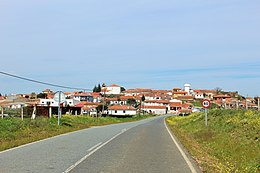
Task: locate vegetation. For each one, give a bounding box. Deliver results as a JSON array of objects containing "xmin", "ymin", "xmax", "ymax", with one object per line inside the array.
[
  {"xmin": 192, "ymin": 101, "xmax": 219, "ymax": 109},
  {"xmin": 0, "ymin": 114, "xmax": 156, "ymax": 152},
  {"xmin": 166, "ymin": 110, "xmax": 260, "ymax": 172},
  {"xmin": 93, "ymin": 83, "xmax": 102, "ymax": 92},
  {"xmin": 37, "ymin": 93, "xmax": 47, "ymax": 98}
]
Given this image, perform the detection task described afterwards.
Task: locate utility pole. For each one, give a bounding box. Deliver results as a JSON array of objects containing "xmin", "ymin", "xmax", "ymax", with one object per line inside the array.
[
  {"xmin": 21, "ymin": 105, "xmax": 24, "ymax": 120},
  {"xmin": 257, "ymin": 97, "xmax": 260, "ymax": 111},
  {"xmin": 1, "ymin": 106, "xmax": 3, "ymax": 119},
  {"xmin": 101, "ymin": 83, "xmax": 106, "ymax": 117},
  {"xmin": 246, "ymin": 98, "xmax": 248, "ymax": 110}
]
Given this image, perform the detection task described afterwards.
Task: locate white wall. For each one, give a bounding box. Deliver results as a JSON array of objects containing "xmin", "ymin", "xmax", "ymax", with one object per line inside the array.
[
  {"xmin": 108, "ymin": 109, "xmax": 136, "ymax": 115},
  {"xmin": 39, "ymin": 99, "xmax": 75, "ymax": 107},
  {"xmin": 142, "ymin": 108, "xmax": 166, "ymax": 115},
  {"xmin": 105, "ymin": 86, "xmax": 121, "ymax": 95}
]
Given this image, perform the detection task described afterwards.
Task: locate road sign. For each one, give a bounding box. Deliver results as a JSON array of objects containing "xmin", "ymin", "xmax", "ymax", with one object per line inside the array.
[
  {"xmin": 54, "ymin": 91, "xmax": 66, "ymax": 103},
  {"xmin": 202, "ymin": 99, "xmax": 211, "ymax": 109}
]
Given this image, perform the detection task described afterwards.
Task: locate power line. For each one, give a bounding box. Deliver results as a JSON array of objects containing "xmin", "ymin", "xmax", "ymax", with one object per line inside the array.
[{"xmin": 0, "ymin": 71, "xmax": 91, "ymax": 91}]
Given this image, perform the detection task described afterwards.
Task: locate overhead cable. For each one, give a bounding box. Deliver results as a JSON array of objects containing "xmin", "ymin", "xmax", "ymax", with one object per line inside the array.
[{"xmin": 0, "ymin": 71, "xmax": 91, "ymax": 91}]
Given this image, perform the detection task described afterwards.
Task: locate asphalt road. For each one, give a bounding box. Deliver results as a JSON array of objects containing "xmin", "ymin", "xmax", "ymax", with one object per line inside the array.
[{"xmin": 0, "ymin": 116, "xmax": 201, "ymax": 173}]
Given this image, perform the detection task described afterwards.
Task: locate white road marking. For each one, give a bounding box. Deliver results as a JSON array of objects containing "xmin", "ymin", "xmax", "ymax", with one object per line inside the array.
[
  {"xmin": 164, "ymin": 118, "xmax": 198, "ymax": 173},
  {"xmin": 63, "ymin": 128, "xmax": 129, "ymax": 173},
  {"xmin": 87, "ymin": 142, "xmax": 102, "ymax": 152}
]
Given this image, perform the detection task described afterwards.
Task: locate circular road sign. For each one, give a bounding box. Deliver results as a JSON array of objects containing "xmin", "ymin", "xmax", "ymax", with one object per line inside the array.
[
  {"xmin": 202, "ymin": 99, "xmax": 211, "ymax": 109},
  {"xmin": 54, "ymin": 91, "xmax": 66, "ymax": 103}
]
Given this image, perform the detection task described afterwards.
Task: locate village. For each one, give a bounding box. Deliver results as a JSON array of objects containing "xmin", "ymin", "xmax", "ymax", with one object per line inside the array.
[{"xmin": 0, "ymin": 83, "xmax": 259, "ymax": 118}]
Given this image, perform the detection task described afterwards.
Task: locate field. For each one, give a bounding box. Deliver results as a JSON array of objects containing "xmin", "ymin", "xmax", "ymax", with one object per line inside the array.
[
  {"xmin": 0, "ymin": 114, "xmax": 155, "ymax": 152},
  {"xmin": 166, "ymin": 109, "xmax": 260, "ymax": 172}
]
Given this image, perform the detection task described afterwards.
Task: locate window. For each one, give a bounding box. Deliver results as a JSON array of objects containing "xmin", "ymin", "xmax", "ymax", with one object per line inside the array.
[
  {"xmin": 115, "ymin": 110, "xmax": 117, "ymax": 113},
  {"xmin": 123, "ymin": 110, "xmax": 126, "ymax": 113}
]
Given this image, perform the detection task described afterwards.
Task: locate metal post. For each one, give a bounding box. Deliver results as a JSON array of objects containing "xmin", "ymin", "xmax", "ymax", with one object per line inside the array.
[
  {"xmin": 21, "ymin": 106, "xmax": 24, "ymax": 120},
  {"xmin": 58, "ymin": 91, "xmax": 61, "ymax": 126},
  {"xmin": 205, "ymin": 108, "xmax": 208, "ymax": 126},
  {"xmin": 257, "ymin": 97, "xmax": 260, "ymax": 111},
  {"xmin": 49, "ymin": 106, "xmax": 52, "ymax": 118},
  {"xmin": 1, "ymin": 106, "xmax": 3, "ymax": 119}
]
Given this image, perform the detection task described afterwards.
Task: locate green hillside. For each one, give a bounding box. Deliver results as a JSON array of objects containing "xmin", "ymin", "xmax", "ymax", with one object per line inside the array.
[{"xmin": 167, "ymin": 110, "xmax": 260, "ymax": 172}]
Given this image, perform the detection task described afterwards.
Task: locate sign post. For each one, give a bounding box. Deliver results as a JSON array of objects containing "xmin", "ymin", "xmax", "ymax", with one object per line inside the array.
[
  {"xmin": 202, "ymin": 99, "xmax": 211, "ymax": 126},
  {"xmin": 54, "ymin": 91, "xmax": 66, "ymax": 126}
]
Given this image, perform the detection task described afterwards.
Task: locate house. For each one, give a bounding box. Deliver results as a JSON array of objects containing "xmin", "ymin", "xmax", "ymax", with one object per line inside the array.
[
  {"xmin": 73, "ymin": 92, "xmax": 94, "ymax": 102},
  {"xmin": 173, "ymin": 91, "xmax": 187, "ymax": 99},
  {"xmin": 193, "ymin": 90, "xmax": 216, "ymax": 100},
  {"xmin": 122, "ymin": 88, "xmax": 153, "ymax": 96},
  {"xmin": 143, "ymin": 100, "xmax": 170, "ymax": 107},
  {"xmin": 169, "ymin": 100, "xmax": 182, "ymax": 113},
  {"xmin": 39, "ymin": 98, "xmax": 76, "ymax": 107},
  {"xmin": 75, "ymin": 102, "xmax": 99, "ymax": 116},
  {"xmin": 108, "ymin": 105, "xmax": 137, "ymax": 116},
  {"xmin": 141, "ymin": 105, "xmax": 167, "ymax": 115},
  {"xmin": 102, "ymin": 84, "xmax": 121, "ymax": 95}
]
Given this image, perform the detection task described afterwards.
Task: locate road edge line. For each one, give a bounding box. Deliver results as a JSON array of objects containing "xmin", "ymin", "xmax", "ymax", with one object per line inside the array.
[{"xmin": 164, "ymin": 117, "xmax": 197, "ymax": 173}]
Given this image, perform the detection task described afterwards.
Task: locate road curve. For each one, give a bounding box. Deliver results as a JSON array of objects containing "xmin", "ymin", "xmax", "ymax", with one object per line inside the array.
[{"xmin": 0, "ymin": 116, "xmax": 201, "ymax": 173}]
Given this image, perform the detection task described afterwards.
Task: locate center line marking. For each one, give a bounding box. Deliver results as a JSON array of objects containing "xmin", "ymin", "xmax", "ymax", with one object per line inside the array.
[
  {"xmin": 63, "ymin": 128, "xmax": 130, "ymax": 173},
  {"xmin": 87, "ymin": 142, "xmax": 102, "ymax": 152}
]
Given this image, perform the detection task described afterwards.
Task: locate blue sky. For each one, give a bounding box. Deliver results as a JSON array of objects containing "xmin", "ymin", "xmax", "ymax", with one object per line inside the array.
[{"xmin": 0, "ymin": 0, "xmax": 259, "ymax": 96}]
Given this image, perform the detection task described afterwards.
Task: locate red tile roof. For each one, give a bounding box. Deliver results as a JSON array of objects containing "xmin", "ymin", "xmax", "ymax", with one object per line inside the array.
[
  {"xmin": 108, "ymin": 84, "xmax": 120, "ymax": 87},
  {"xmin": 141, "ymin": 105, "xmax": 166, "ymax": 109},
  {"xmin": 170, "ymin": 102, "xmax": 182, "ymax": 107},
  {"xmin": 108, "ymin": 105, "xmax": 136, "ymax": 110}
]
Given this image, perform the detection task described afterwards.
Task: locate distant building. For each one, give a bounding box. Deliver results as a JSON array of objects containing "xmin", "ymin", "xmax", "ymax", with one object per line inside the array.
[
  {"xmin": 102, "ymin": 84, "xmax": 121, "ymax": 95},
  {"xmin": 108, "ymin": 105, "xmax": 137, "ymax": 116}
]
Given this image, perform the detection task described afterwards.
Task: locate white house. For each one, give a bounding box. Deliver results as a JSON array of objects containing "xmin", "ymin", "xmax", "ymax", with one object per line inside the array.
[
  {"xmin": 141, "ymin": 105, "xmax": 167, "ymax": 115},
  {"xmin": 39, "ymin": 98, "xmax": 76, "ymax": 107},
  {"xmin": 108, "ymin": 105, "xmax": 137, "ymax": 116},
  {"xmin": 102, "ymin": 84, "xmax": 121, "ymax": 95}
]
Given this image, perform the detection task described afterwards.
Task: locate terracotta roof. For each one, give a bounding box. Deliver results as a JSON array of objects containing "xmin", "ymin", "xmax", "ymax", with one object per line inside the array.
[
  {"xmin": 170, "ymin": 102, "xmax": 182, "ymax": 107},
  {"xmin": 141, "ymin": 105, "xmax": 166, "ymax": 109},
  {"xmin": 108, "ymin": 105, "xmax": 136, "ymax": 110},
  {"xmin": 144, "ymin": 100, "xmax": 170, "ymax": 104},
  {"xmin": 75, "ymin": 101, "xmax": 99, "ymax": 107},
  {"xmin": 213, "ymin": 95, "xmax": 231, "ymax": 98},
  {"xmin": 119, "ymin": 96, "xmax": 135, "ymax": 101},
  {"xmin": 177, "ymin": 96, "xmax": 195, "ymax": 100},
  {"xmin": 179, "ymin": 109, "xmax": 192, "ymax": 113},
  {"xmin": 108, "ymin": 84, "xmax": 120, "ymax": 87},
  {"xmin": 74, "ymin": 92, "xmax": 92, "ymax": 97},
  {"xmin": 173, "ymin": 91, "xmax": 187, "ymax": 94}
]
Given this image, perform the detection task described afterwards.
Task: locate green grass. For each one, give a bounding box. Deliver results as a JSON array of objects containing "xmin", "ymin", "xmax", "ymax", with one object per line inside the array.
[
  {"xmin": 166, "ymin": 109, "xmax": 260, "ymax": 173},
  {"xmin": 0, "ymin": 114, "xmax": 155, "ymax": 152}
]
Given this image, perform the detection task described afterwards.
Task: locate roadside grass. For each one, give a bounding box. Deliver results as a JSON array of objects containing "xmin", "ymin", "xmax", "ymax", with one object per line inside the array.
[
  {"xmin": 0, "ymin": 114, "xmax": 155, "ymax": 152},
  {"xmin": 166, "ymin": 109, "xmax": 260, "ymax": 173}
]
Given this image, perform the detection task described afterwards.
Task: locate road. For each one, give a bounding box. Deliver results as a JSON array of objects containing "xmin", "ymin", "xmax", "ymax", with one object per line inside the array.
[{"xmin": 0, "ymin": 116, "xmax": 201, "ymax": 173}]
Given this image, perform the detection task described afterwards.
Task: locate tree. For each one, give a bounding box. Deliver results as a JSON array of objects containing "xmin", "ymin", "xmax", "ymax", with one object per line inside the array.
[
  {"xmin": 127, "ymin": 98, "xmax": 137, "ymax": 106},
  {"xmin": 37, "ymin": 93, "xmax": 47, "ymax": 98},
  {"xmin": 120, "ymin": 87, "xmax": 126, "ymax": 92},
  {"xmin": 141, "ymin": 95, "xmax": 145, "ymax": 102},
  {"xmin": 93, "ymin": 85, "xmax": 97, "ymax": 92},
  {"xmin": 93, "ymin": 84, "xmax": 102, "ymax": 92},
  {"xmin": 97, "ymin": 84, "xmax": 101, "ymax": 92},
  {"xmin": 215, "ymin": 87, "xmax": 223, "ymax": 95},
  {"xmin": 30, "ymin": 92, "xmax": 37, "ymax": 99},
  {"xmin": 96, "ymin": 104, "xmax": 108, "ymax": 113}
]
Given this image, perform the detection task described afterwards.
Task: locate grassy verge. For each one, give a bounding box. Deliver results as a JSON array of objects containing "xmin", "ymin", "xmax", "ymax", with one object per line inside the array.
[
  {"xmin": 0, "ymin": 114, "xmax": 155, "ymax": 152},
  {"xmin": 166, "ymin": 109, "xmax": 260, "ymax": 173}
]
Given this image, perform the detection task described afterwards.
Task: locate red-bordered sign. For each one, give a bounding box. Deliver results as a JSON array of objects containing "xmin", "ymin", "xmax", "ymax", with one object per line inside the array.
[{"xmin": 202, "ymin": 99, "xmax": 211, "ymax": 109}]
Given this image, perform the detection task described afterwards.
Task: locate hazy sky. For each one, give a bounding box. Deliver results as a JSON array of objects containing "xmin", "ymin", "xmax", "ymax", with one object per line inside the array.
[{"xmin": 0, "ymin": 0, "xmax": 259, "ymax": 96}]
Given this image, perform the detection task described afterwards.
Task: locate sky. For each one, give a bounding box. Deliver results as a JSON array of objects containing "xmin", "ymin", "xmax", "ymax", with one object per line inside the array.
[{"xmin": 0, "ymin": 0, "xmax": 259, "ymax": 96}]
